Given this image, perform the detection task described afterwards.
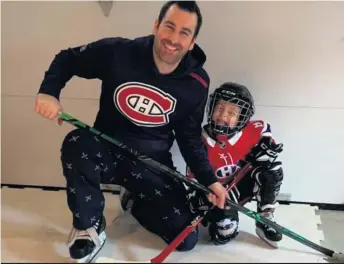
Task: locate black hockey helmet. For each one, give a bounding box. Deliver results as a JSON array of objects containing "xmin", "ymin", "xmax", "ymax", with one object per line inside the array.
[{"xmin": 207, "ymin": 82, "xmax": 255, "ymax": 136}]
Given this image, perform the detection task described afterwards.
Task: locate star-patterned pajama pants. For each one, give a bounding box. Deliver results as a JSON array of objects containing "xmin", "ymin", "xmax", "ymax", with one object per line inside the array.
[{"xmin": 60, "ymin": 128, "xmax": 199, "ymax": 251}]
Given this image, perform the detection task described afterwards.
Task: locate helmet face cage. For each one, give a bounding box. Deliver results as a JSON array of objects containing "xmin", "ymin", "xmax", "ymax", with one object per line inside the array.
[{"xmin": 207, "ymin": 88, "xmax": 254, "ymax": 136}]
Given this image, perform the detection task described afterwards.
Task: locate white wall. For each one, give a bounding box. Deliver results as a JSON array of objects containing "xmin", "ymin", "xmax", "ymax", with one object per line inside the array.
[{"xmin": 2, "ymin": 1, "xmax": 344, "ymax": 204}]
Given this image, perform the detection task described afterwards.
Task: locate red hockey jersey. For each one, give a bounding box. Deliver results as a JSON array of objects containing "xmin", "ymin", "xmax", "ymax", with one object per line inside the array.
[{"xmin": 187, "ymin": 120, "xmax": 273, "ymax": 184}]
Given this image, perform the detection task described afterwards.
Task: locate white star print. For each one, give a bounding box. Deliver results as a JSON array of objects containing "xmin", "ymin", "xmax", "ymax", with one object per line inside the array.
[
  {"xmin": 154, "ymin": 189, "xmax": 162, "ymax": 196},
  {"xmin": 69, "ymin": 136, "xmax": 80, "ymax": 142},
  {"xmin": 115, "ymin": 154, "xmax": 123, "ymax": 160},
  {"xmin": 94, "ymin": 136, "xmax": 99, "ymax": 142},
  {"xmin": 95, "ymin": 165, "xmax": 100, "ymax": 171},
  {"xmin": 66, "ymin": 163, "xmax": 72, "ymax": 170},
  {"xmin": 164, "ymin": 184, "xmax": 172, "ymax": 190},
  {"xmin": 96, "ymin": 152, "xmax": 102, "ymax": 158},
  {"xmin": 81, "ymin": 152, "xmax": 88, "ymax": 159},
  {"xmin": 85, "ymin": 195, "xmax": 92, "ymax": 202},
  {"xmin": 131, "ymin": 172, "xmax": 142, "ymax": 179},
  {"xmin": 138, "ymin": 193, "xmax": 145, "ymax": 199},
  {"xmin": 90, "ymin": 216, "xmax": 96, "ymax": 223},
  {"xmin": 75, "ymin": 213, "xmax": 80, "ymax": 218},
  {"xmin": 173, "ymin": 207, "xmax": 181, "ymax": 215},
  {"xmin": 69, "ymin": 187, "xmax": 75, "ymax": 194}
]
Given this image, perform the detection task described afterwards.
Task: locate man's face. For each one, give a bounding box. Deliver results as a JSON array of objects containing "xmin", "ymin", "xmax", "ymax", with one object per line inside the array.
[
  {"xmin": 212, "ymin": 100, "xmax": 240, "ymax": 129},
  {"xmin": 153, "ymin": 4, "xmax": 197, "ymax": 66}
]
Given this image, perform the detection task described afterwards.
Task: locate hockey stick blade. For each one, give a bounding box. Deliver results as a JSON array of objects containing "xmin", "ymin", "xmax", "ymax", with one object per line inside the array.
[
  {"xmin": 328, "ymin": 252, "xmax": 344, "ymax": 263},
  {"xmin": 332, "ymin": 253, "xmax": 344, "ymax": 263},
  {"xmin": 95, "ymin": 258, "xmax": 150, "ymax": 263},
  {"xmin": 58, "ymin": 112, "xmax": 343, "ymax": 262}
]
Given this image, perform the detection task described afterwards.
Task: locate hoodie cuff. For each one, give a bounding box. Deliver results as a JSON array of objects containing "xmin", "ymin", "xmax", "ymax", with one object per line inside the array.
[{"xmin": 195, "ymin": 170, "xmax": 218, "ymax": 188}]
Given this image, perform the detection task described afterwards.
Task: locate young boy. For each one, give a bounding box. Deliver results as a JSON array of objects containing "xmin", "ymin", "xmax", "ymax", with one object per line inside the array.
[{"xmin": 186, "ymin": 82, "xmax": 284, "ymax": 248}]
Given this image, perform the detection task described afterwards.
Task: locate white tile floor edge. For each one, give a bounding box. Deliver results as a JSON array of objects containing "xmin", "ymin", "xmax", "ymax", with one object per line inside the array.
[{"xmin": 1, "ymin": 188, "xmax": 328, "ymax": 263}]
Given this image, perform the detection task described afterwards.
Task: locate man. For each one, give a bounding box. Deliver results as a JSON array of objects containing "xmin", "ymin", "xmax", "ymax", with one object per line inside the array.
[
  {"xmin": 186, "ymin": 82, "xmax": 285, "ymax": 248},
  {"xmin": 34, "ymin": 1, "xmax": 229, "ymax": 262}
]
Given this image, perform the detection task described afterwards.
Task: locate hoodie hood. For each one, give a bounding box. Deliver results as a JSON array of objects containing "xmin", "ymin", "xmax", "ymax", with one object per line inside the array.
[{"xmin": 133, "ymin": 34, "xmax": 207, "ymax": 78}]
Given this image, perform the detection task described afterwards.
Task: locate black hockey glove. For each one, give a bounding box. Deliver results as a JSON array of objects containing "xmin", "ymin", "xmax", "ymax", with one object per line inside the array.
[{"xmin": 245, "ymin": 136, "xmax": 283, "ymax": 170}]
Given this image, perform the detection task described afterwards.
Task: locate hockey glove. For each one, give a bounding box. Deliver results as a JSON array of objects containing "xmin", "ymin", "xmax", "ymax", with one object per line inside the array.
[{"xmin": 245, "ymin": 136, "xmax": 283, "ymax": 170}]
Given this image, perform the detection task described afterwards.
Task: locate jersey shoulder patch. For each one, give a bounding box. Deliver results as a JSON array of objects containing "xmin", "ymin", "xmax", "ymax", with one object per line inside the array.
[{"xmin": 246, "ymin": 120, "xmax": 272, "ymax": 138}]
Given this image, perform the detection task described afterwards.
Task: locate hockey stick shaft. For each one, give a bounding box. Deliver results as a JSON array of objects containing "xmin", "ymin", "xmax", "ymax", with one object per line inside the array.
[
  {"xmin": 58, "ymin": 112, "xmax": 342, "ymax": 260},
  {"xmin": 58, "ymin": 112, "xmax": 211, "ymax": 194}
]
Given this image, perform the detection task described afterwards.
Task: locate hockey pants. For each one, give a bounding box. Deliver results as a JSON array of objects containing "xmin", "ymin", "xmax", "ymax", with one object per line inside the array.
[{"xmin": 61, "ymin": 128, "xmax": 199, "ymax": 251}]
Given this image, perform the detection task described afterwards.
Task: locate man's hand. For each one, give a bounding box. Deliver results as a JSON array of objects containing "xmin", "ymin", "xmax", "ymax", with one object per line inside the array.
[
  {"xmin": 207, "ymin": 182, "xmax": 230, "ymax": 209},
  {"xmin": 34, "ymin": 93, "xmax": 64, "ymax": 125}
]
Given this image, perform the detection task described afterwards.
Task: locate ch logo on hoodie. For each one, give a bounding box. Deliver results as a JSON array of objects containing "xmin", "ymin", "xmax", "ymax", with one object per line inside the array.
[{"xmin": 114, "ymin": 82, "xmax": 177, "ymax": 127}]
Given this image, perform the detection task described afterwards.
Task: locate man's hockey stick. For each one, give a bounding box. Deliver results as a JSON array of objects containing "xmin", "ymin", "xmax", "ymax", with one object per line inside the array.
[{"xmin": 58, "ymin": 112, "xmax": 344, "ymax": 263}]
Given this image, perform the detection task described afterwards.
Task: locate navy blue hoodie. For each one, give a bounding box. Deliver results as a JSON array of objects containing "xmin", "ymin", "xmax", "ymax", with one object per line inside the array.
[{"xmin": 39, "ymin": 34, "xmax": 217, "ymax": 187}]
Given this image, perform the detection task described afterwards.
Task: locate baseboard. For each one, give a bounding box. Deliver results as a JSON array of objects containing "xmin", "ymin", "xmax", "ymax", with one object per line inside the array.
[{"xmin": 2, "ymin": 183, "xmax": 343, "ymax": 211}]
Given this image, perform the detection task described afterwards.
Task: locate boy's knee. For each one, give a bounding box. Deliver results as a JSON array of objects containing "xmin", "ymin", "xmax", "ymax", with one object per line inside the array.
[{"xmin": 176, "ymin": 228, "xmax": 199, "ymax": 252}]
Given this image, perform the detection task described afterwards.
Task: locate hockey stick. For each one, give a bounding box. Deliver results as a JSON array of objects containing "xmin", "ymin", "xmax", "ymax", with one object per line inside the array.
[{"xmin": 58, "ymin": 112, "xmax": 344, "ymax": 263}]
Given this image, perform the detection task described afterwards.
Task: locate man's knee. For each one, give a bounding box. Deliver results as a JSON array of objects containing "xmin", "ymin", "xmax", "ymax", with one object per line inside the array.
[
  {"xmin": 60, "ymin": 128, "xmax": 104, "ymax": 179},
  {"xmin": 175, "ymin": 228, "xmax": 199, "ymax": 252},
  {"xmin": 61, "ymin": 128, "xmax": 91, "ymax": 151},
  {"xmin": 61, "ymin": 128, "xmax": 104, "ymax": 161},
  {"xmin": 61, "ymin": 129, "xmax": 81, "ymax": 154}
]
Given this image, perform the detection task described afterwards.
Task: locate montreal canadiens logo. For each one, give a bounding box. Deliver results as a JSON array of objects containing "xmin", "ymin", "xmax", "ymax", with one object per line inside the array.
[
  {"xmin": 114, "ymin": 82, "xmax": 177, "ymax": 127},
  {"xmin": 215, "ymin": 165, "xmax": 240, "ymax": 182}
]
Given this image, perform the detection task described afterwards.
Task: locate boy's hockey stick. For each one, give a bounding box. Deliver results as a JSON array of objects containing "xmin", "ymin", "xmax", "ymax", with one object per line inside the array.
[{"xmin": 58, "ymin": 112, "xmax": 344, "ymax": 263}]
